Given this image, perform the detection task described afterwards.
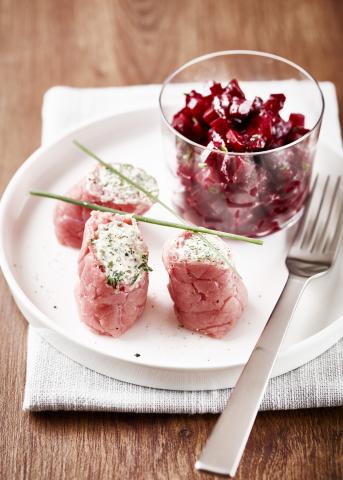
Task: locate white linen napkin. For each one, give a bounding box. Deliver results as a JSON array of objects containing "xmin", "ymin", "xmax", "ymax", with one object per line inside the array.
[{"xmin": 23, "ymin": 83, "xmax": 343, "ymax": 412}]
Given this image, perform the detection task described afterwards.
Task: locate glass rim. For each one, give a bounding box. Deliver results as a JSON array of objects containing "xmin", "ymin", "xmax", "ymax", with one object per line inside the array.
[{"xmin": 158, "ymin": 50, "xmax": 325, "ymax": 157}]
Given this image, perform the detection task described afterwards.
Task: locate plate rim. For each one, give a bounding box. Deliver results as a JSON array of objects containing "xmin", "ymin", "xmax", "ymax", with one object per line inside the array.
[{"xmin": 0, "ymin": 107, "xmax": 342, "ymax": 375}]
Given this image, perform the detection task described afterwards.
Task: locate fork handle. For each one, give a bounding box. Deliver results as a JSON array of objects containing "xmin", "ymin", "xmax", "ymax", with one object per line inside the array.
[{"xmin": 196, "ymin": 274, "xmax": 309, "ymax": 477}]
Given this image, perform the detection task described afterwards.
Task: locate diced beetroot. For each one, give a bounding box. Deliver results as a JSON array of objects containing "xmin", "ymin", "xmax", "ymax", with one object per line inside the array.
[
  {"xmin": 185, "ymin": 90, "xmax": 202, "ymax": 104},
  {"xmin": 195, "ymin": 161, "xmax": 222, "ymax": 190},
  {"xmin": 272, "ymin": 118, "xmax": 292, "ymax": 140},
  {"xmin": 187, "ymin": 97, "xmax": 208, "ymax": 120},
  {"xmin": 263, "ymin": 94, "xmax": 286, "ymax": 113},
  {"xmin": 173, "ymin": 79, "xmax": 309, "ymax": 153},
  {"xmin": 245, "ymin": 133, "xmax": 266, "ymax": 151},
  {"xmin": 211, "ymin": 117, "xmax": 230, "ymax": 136},
  {"xmin": 172, "ymin": 110, "xmax": 206, "ymax": 143},
  {"xmin": 268, "ymin": 138, "xmax": 285, "ymax": 149},
  {"xmin": 212, "ymin": 95, "xmax": 228, "ymax": 119},
  {"xmin": 226, "ymin": 79, "xmax": 245, "ymax": 99},
  {"xmin": 251, "ymin": 96, "xmax": 263, "ymax": 114},
  {"xmin": 226, "ymin": 129, "xmax": 245, "ymax": 152},
  {"xmin": 286, "ymin": 126, "xmax": 310, "ymax": 143},
  {"xmin": 202, "ymin": 141, "xmax": 222, "ymax": 168},
  {"xmin": 247, "ymin": 112, "xmax": 273, "ymax": 141},
  {"xmin": 284, "ymin": 179, "xmax": 301, "ymax": 194},
  {"xmin": 207, "ymin": 129, "xmax": 226, "ymax": 148},
  {"xmin": 179, "ymin": 106, "xmax": 192, "ymax": 117},
  {"xmin": 220, "ymin": 156, "xmax": 245, "ymax": 184},
  {"xmin": 220, "ymin": 156, "xmax": 258, "ymax": 191},
  {"xmin": 192, "ymin": 118, "xmax": 206, "ymax": 143},
  {"xmin": 219, "ymin": 92, "xmax": 232, "ymax": 110},
  {"xmin": 289, "ymin": 113, "xmax": 305, "ymax": 128},
  {"xmin": 210, "ymin": 82, "xmax": 224, "ymax": 96},
  {"xmin": 229, "ymin": 98, "xmax": 253, "ymax": 119},
  {"xmin": 202, "ymin": 93, "xmax": 214, "ymax": 103},
  {"xmin": 172, "ymin": 111, "xmax": 194, "ymax": 138},
  {"xmin": 203, "ymin": 107, "xmax": 219, "ymax": 125}
]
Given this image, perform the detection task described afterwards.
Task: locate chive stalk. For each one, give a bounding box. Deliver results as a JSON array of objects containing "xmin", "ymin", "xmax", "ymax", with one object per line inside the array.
[{"xmin": 29, "ymin": 191, "xmax": 263, "ymax": 245}]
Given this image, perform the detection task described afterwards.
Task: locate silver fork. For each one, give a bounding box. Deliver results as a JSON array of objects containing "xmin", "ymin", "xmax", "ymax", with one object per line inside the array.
[{"xmin": 196, "ymin": 174, "xmax": 343, "ymax": 478}]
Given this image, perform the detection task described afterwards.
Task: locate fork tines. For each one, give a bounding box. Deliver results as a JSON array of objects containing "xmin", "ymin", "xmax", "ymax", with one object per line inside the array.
[{"xmin": 292, "ymin": 174, "xmax": 343, "ymax": 260}]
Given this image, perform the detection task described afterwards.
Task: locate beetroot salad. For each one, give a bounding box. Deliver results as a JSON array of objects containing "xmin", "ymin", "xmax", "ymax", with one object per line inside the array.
[
  {"xmin": 172, "ymin": 79, "xmax": 309, "ymax": 152},
  {"xmin": 171, "ymin": 79, "xmax": 316, "ymax": 237}
]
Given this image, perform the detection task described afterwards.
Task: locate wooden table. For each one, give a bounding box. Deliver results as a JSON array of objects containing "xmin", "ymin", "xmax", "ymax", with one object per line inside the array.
[{"xmin": 1, "ymin": 1, "xmax": 342, "ymax": 478}]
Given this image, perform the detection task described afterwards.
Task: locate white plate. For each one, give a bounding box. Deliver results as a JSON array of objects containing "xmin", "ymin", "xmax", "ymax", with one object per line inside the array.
[{"xmin": 1, "ymin": 107, "xmax": 342, "ymax": 390}]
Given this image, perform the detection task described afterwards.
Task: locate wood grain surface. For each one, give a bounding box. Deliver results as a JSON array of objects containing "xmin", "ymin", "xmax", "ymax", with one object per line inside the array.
[{"xmin": 0, "ymin": 1, "xmax": 342, "ymax": 479}]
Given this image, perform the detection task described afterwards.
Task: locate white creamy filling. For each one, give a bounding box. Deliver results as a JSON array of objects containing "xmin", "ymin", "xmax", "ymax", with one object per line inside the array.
[
  {"xmin": 177, "ymin": 234, "xmax": 231, "ymax": 265},
  {"xmin": 86, "ymin": 163, "xmax": 159, "ymax": 204},
  {"xmin": 93, "ymin": 219, "xmax": 150, "ymax": 288}
]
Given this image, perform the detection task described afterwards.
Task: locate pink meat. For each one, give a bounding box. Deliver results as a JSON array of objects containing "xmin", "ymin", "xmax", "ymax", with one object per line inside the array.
[
  {"xmin": 54, "ymin": 173, "xmax": 154, "ymax": 249},
  {"xmin": 76, "ymin": 211, "xmax": 149, "ymax": 337},
  {"xmin": 162, "ymin": 232, "xmax": 248, "ymax": 338}
]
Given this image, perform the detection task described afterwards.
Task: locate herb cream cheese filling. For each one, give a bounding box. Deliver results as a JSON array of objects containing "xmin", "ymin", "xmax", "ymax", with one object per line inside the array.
[
  {"xmin": 86, "ymin": 164, "xmax": 159, "ymax": 204},
  {"xmin": 178, "ymin": 234, "xmax": 231, "ymax": 266},
  {"xmin": 93, "ymin": 219, "xmax": 151, "ymax": 288}
]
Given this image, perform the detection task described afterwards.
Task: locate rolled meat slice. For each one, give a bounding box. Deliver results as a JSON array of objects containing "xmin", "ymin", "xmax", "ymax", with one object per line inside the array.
[
  {"xmin": 76, "ymin": 211, "xmax": 150, "ymax": 337},
  {"xmin": 162, "ymin": 231, "xmax": 248, "ymax": 338},
  {"xmin": 54, "ymin": 163, "xmax": 158, "ymax": 248}
]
